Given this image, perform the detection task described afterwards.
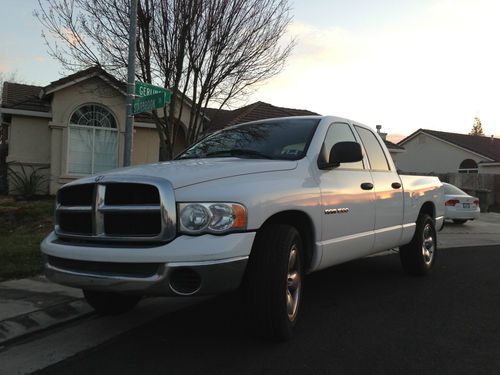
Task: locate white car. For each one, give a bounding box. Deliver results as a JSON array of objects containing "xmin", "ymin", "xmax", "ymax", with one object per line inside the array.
[{"xmin": 443, "ymin": 182, "xmax": 480, "ymax": 224}]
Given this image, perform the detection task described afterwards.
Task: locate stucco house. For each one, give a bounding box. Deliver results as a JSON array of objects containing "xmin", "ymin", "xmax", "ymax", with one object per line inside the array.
[
  {"xmin": 1, "ymin": 65, "xmax": 405, "ymax": 196},
  {"xmin": 394, "ymin": 129, "xmax": 500, "ymax": 174},
  {"xmin": 0, "ymin": 66, "xmax": 192, "ymax": 195}
]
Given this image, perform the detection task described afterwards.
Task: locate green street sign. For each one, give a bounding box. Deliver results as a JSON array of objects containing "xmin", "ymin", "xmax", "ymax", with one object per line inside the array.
[
  {"xmin": 135, "ymin": 81, "xmax": 172, "ymax": 103},
  {"xmin": 132, "ymin": 93, "xmax": 165, "ymax": 115}
]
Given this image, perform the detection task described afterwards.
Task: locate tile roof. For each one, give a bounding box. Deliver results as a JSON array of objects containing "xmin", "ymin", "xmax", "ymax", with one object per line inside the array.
[
  {"xmin": 204, "ymin": 101, "xmax": 319, "ymax": 131},
  {"xmin": 1, "ymin": 82, "xmax": 50, "ymax": 112},
  {"xmin": 399, "ymin": 128, "xmax": 500, "ymax": 161}
]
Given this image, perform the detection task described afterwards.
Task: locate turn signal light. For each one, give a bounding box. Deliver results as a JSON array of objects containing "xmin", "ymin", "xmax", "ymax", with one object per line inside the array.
[{"xmin": 445, "ymin": 199, "xmax": 460, "ymax": 206}]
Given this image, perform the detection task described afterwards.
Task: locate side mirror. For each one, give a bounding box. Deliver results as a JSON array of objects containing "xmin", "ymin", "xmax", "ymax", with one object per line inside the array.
[{"xmin": 318, "ymin": 141, "xmax": 363, "ymax": 170}]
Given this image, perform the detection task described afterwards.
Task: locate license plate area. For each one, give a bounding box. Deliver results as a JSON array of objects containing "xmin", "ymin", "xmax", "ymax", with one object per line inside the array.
[{"xmin": 463, "ymin": 203, "xmax": 470, "ymax": 209}]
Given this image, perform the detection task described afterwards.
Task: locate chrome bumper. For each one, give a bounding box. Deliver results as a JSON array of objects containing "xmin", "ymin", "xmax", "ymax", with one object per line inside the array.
[{"xmin": 44, "ymin": 256, "xmax": 248, "ymax": 296}]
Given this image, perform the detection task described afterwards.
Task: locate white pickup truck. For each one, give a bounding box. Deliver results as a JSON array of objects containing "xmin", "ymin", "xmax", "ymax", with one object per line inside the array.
[{"xmin": 42, "ymin": 116, "xmax": 444, "ymax": 340}]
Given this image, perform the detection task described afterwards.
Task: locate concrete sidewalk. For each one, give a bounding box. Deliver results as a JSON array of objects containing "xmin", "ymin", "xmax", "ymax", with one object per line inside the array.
[
  {"xmin": 0, "ymin": 276, "xmax": 92, "ymax": 346},
  {"xmin": 1, "ymin": 213, "xmax": 498, "ymax": 347}
]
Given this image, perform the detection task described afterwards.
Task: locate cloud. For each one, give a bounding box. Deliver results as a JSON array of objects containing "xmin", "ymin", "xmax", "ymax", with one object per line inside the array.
[{"xmin": 251, "ymin": 0, "xmax": 500, "ymax": 136}]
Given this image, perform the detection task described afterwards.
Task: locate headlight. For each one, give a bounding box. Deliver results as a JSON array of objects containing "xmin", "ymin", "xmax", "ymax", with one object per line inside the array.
[{"xmin": 178, "ymin": 202, "xmax": 247, "ymax": 234}]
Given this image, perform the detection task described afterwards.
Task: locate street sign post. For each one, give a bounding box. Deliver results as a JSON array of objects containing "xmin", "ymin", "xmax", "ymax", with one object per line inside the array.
[{"xmin": 132, "ymin": 93, "xmax": 165, "ymax": 115}]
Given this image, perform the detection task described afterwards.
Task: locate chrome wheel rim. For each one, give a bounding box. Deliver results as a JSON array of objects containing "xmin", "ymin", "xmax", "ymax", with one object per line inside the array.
[
  {"xmin": 286, "ymin": 244, "xmax": 301, "ymax": 321},
  {"xmin": 422, "ymin": 223, "xmax": 435, "ymax": 265}
]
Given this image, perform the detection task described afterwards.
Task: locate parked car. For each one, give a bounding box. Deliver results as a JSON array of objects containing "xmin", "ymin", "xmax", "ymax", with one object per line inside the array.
[
  {"xmin": 41, "ymin": 116, "xmax": 444, "ymax": 340},
  {"xmin": 443, "ymin": 182, "xmax": 480, "ymax": 224}
]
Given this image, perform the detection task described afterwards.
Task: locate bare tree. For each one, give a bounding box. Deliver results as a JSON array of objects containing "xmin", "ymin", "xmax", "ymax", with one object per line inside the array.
[
  {"xmin": 469, "ymin": 116, "xmax": 485, "ymax": 136},
  {"xmin": 35, "ymin": 0, "xmax": 293, "ymax": 159}
]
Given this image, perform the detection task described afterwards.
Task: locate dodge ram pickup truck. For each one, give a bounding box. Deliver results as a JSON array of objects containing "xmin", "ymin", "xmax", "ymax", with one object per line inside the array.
[{"xmin": 41, "ymin": 116, "xmax": 444, "ymax": 340}]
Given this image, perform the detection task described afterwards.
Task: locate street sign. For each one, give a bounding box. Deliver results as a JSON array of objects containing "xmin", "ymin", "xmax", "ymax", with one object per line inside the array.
[
  {"xmin": 132, "ymin": 93, "xmax": 165, "ymax": 115},
  {"xmin": 135, "ymin": 81, "xmax": 172, "ymax": 103}
]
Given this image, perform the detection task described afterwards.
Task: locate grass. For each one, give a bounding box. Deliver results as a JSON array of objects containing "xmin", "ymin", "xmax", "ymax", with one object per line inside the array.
[{"xmin": 0, "ymin": 196, "xmax": 54, "ymax": 281}]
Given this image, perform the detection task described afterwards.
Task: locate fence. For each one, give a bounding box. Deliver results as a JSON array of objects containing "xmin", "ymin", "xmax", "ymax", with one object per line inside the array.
[{"xmin": 437, "ymin": 173, "xmax": 500, "ymax": 212}]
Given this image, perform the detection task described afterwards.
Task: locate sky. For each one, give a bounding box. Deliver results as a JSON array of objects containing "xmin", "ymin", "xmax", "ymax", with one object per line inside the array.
[{"xmin": 1, "ymin": 0, "xmax": 500, "ymax": 140}]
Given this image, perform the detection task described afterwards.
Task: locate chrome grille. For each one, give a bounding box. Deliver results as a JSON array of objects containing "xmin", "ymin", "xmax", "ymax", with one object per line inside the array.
[{"xmin": 55, "ymin": 176, "xmax": 176, "ymax": 243}]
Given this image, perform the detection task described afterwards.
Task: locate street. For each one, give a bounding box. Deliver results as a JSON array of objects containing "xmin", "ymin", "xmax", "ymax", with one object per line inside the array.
[{"xmin": 32, "ymin": 245, "xmax": 500, "ymax": 375}]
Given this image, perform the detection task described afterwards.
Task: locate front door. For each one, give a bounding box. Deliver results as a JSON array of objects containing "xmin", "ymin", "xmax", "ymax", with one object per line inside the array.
[{"xmin": 317, "ymin": 122, "xmax": 376, "ymax": 269}]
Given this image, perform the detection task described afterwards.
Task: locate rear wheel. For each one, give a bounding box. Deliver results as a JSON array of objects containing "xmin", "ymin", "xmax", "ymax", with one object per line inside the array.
[
  {"xmin": 453, "ymin": 219, "xmax": 467, "ymax": 224},
  {"xmin": 400, "ymin": 214, "xmax": 437, "ymax": 276},
  {"xmin": 243, "ymin": 224, "xmax": 303, "ymax": 341},
  {"xmin": 83, "ymin": 290, "xmax": 141, "ymax": 315}
]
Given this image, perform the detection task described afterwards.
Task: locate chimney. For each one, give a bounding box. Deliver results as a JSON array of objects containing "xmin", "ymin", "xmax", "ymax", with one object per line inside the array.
[
  {"xmin": 491, "ymin": 135, "xmax": 495, "ymax": 143},
  {"xmin": 376, "ymin": 124, "xmax": 387, "ymax": 140}
]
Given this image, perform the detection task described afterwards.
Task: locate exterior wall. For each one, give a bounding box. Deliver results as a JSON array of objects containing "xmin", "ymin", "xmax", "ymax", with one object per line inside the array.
[
  {"xmin": 393, "ymin": 133, "xmax": 491, "ymax": 174},
  {"xmin": 48, "ymin": 77, "xmax": 126, "ymax": 194},
  {"xmin": 479, "ymin": 165, "xmax": 500, "ymax": 174},
  {"xmin": 6, "ymin": 115, "xmax": 51, "ymax": 165},
  {"xmin": 131, "ymin": 127, "xmax": 160, "ymax": 165},
  {"xmin": 6, "ymin": 115, "xmax": 51, "ymax": 194}
]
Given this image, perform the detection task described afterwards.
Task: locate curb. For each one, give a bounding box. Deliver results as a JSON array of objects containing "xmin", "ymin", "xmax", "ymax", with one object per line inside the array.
[{"xmin": 0, "ymin": 299, "xmax": 93, "ymax": 346}]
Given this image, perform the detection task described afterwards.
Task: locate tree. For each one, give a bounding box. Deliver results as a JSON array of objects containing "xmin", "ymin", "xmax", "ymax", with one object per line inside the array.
[
  {"xmin": 469, "ymin": 116, "xmax": 484, "ymax": 136},
  {"xmin": 35, "ymin": 0, "xmax": 294, "ymax": 160}
]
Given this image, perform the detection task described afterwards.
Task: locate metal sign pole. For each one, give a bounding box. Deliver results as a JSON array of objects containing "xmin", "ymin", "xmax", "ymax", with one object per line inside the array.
[{"xmin": 123, "ymin": 0, "xmax": 138, "ymax": 167}]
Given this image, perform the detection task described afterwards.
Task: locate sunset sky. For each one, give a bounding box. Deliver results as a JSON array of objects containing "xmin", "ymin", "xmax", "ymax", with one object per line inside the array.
[{"xmin": 1, "ymin": 0, "xmax": 500, "ymax": 139}]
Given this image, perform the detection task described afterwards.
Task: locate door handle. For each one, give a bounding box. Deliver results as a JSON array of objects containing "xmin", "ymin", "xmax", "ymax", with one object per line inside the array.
[
  {"xmin": 361, "ymin": 182, "xmax": 374, "ymax": 190},
  {"xmin": 391, "ymin": 182, "xmax": 402, "ymax": 189}
]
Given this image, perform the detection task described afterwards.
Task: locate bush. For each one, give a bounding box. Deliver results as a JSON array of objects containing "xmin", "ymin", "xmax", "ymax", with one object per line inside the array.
[{"xmin": 8, "ymin": 163, "xmax": 49, "ymax": 199}]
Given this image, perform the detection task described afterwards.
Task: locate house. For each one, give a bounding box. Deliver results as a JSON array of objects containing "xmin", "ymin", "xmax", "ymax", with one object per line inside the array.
[
  {"xmin": 0, "ymin": 66, "xmax": 192, "ymax": 195},
  {"xmin": 394, "ymin": 129, "xmax": 500, "ymax": 174}
]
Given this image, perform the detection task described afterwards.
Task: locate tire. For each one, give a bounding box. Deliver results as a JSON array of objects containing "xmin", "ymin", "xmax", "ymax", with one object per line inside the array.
[
  {"xmin": 453, "ymin": 219, "xmax": 467, "ymax": 224},
  {"xmin": 399, "ymin": 214, "xmax": 437, "ymax": 276},
  {"xmin": 243, "ymin": 224, "xmax": 304, "ymax": 341},
  {"xmin": 83, "ymin": 290, "xmax": 141, "ymax": 315}
]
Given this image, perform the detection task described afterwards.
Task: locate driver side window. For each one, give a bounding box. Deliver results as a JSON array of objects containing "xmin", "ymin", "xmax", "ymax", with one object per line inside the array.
[{"xmin": 323, "ymin": 122, "xmax": 364, "ymax": 170}]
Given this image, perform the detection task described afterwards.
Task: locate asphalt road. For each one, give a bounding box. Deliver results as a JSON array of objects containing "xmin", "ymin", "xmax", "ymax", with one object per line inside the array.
[{"xmin": 37, "ymin": 246, "xmax": 500, "ymax": 375}]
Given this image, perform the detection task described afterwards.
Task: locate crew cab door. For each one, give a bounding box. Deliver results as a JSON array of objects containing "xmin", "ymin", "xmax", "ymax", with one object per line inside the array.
[
  {"xmin": 353, "ymin": 125, "xmax": 404, "ymax": 252},
  {"xmin": 316, "ymin": 122, "xmax": 376, "ymax": 269}
]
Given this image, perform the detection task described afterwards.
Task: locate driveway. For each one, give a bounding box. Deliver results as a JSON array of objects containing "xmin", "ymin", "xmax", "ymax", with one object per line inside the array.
[{"xmin": 439, "ymin": 212, "xmax": 500, "ymax": 248}]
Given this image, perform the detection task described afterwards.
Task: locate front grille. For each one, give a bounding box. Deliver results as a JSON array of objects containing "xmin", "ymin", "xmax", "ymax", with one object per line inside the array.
[
  {"xmin": 47, "ymin": 255, "xmax": 160, "ymax": 278},
  {"xmin": 55, "ymin": 176, "xmax": 176, "ymax": 243}
]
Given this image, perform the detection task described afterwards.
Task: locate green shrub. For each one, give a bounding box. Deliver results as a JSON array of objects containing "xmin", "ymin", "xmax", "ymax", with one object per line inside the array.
[{"xmin": 8, "ymin": 163, "xmax": 49, "ymax": 199}]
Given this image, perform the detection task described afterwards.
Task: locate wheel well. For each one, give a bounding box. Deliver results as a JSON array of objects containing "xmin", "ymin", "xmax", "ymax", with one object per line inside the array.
[
  {"xmin": 256, "ymin": 210, "xmax": 315, "ymax": 273},
  {"xmin": 419, "ymin": 201, "xmax": 435, "ymax": 219}
]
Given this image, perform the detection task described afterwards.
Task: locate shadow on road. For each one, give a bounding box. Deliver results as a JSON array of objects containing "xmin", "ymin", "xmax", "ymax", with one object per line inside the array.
[{"xmin": 40, "ymin": 247, "xmax": 500, "ymax": 375}]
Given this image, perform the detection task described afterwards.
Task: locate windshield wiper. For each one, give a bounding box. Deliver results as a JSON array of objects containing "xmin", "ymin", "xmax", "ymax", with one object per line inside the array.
[{"xmin": 205, "ymin": 149, "xmax": 275, "ymax": 159}]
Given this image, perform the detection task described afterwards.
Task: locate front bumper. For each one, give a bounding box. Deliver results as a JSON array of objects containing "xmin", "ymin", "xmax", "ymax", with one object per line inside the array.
[
  {"xmin": 41, "ymin": 231, "xmax": 255, "ymax": 296},
  {"xmin": 44, "ymin": 255, "xmax": 248, "ymax": 296}
]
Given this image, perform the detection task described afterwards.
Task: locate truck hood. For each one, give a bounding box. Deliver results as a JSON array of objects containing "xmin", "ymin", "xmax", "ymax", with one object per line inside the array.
[{"xmin": 89, "ymin": 158, "xmax": 298, "ymax": 189}]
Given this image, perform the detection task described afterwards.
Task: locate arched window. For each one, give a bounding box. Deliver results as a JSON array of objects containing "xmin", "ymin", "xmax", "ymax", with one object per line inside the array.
[
  {"xmin": 458, "ymin": 159, "xmax": 478, "ymax": 174},
  {"xmin": 68, "ymin": 104, "xmax": 119, "ymax": 175}
]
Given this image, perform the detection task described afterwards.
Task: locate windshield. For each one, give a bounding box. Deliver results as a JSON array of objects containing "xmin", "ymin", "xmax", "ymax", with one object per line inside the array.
[{"xmin": 177, "ymin": 118, "xmax": 320, "ymax": 161}]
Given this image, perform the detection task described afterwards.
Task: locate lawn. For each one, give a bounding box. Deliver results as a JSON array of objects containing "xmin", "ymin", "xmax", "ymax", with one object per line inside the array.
[{"xmin": 0, "ymin": 196, "xmax": 54, "ymax": 281}]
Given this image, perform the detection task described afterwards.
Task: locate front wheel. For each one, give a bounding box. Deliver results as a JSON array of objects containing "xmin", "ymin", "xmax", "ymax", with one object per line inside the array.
[
  {"xmin": 243, "ymin": 224, "xmax": 304, "ymax": 341},
  {"xmin": 83, "ymin": 290, "xmax": 141, "ymax": 315},
  {"xmin": 399, "ymin": 214, "xmax": 437, "ymax": 276}
]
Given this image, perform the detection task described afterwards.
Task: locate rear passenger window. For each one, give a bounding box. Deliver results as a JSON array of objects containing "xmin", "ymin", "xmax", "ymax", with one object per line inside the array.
[
  {"xmin": 354, "ymin": 126, "xmax": 390, "ymax": 171},
  {"xmin": 324, "ymin": 122, "xmax": 364, "ymax": 170}
]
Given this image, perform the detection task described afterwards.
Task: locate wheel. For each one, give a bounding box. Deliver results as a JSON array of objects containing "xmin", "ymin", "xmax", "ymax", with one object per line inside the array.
[
  {"xmin": 399, "ymin": 214, "xmax": 437, "ymax": 276},
  {"xmin": 83, "ymin": 290, "xmax": 141, "ymax": 315},
  {"xmin": 243, "ymin": 224, "xmax": 303, "ymax": 340},
  {"xmin": 453, "ymin": 219, "xmax": 467, "ymax": 224}
]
